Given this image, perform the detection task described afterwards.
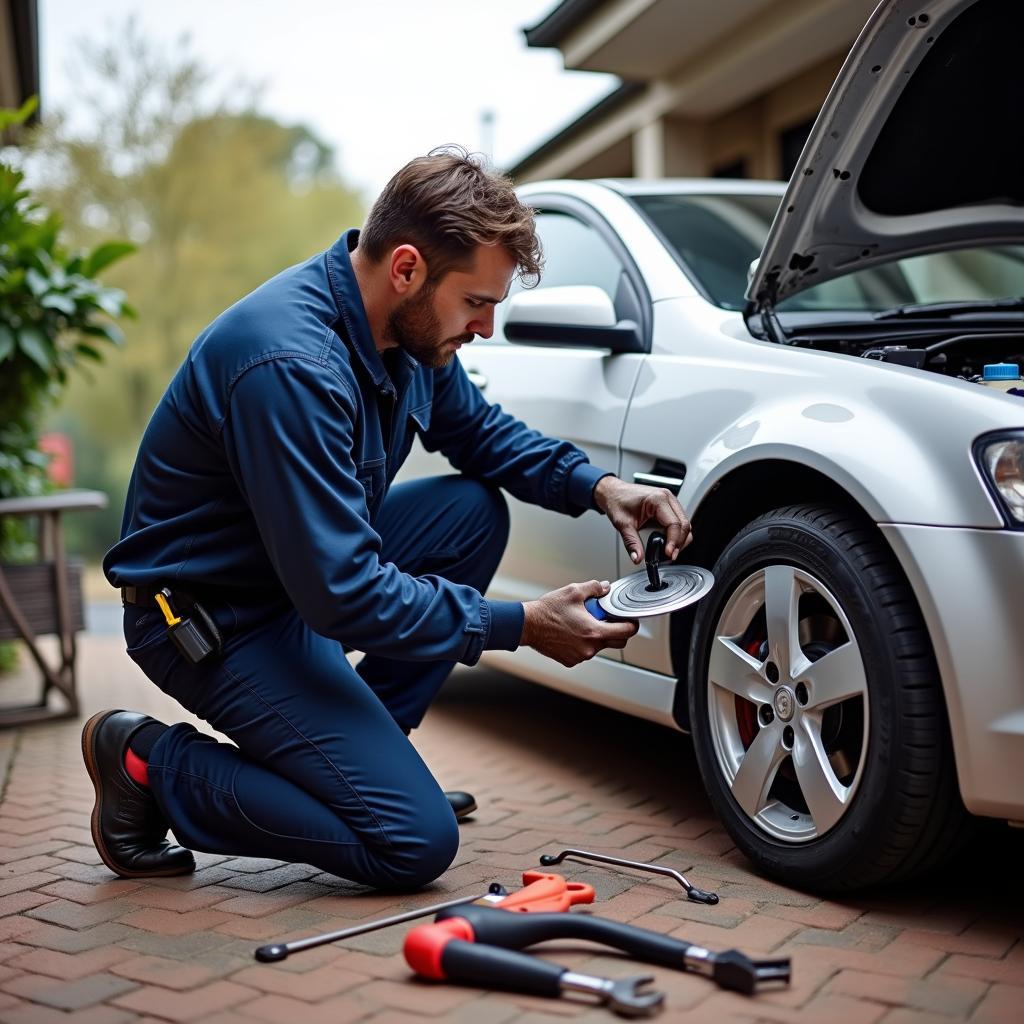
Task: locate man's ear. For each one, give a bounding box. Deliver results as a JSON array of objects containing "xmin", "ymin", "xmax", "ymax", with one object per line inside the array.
[{"xmin": 388, "ymin": 244, "xmax": 428, "ymax": 296}]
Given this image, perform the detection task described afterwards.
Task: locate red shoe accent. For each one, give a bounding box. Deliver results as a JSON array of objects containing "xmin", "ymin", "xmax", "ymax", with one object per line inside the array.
[{"xmin": 124, "ymin": 747, "xmax": 150, "ymax": 787}]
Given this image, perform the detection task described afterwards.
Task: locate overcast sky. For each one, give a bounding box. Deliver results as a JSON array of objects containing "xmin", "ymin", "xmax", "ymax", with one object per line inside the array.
[{"xmin": 39, "ymin": 0, "xmax": 617, "ymax": 199}]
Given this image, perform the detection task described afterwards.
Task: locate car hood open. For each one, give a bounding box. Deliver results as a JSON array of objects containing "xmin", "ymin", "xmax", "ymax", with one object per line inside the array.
[{"xmin": 746, "ymin": 0, "xmax": 1024, "ymax": 318}]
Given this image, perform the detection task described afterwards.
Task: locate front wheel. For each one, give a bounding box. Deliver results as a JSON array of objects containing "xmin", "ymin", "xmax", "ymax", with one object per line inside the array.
[{"xmin": 688, "ymin": 504, "xmax": 968, "ymax": 890}]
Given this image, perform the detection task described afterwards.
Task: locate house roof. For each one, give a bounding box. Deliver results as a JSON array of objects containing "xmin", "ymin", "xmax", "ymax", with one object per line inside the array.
[{"xmin": 523, "ymin": 0, "xmax": 606, "ymax": 49}]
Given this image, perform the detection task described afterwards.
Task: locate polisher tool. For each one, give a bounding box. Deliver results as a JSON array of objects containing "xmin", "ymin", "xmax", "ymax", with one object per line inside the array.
[{"xmin": 585, "ymin": 532, "xmax": 714, "ymax": 622}]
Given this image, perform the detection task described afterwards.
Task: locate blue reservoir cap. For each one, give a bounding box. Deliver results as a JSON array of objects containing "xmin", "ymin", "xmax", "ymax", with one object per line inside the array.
[{"xmin": 983, "ymin": 363, "xmax": 1021, "ymax": 381}]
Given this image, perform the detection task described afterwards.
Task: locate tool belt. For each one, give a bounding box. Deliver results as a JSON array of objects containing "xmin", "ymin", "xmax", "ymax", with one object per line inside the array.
[
  {"xmin": 121, "ymin": 584, "xmax": 222, "ymax": 664},
  {"xmin": 121, "ymin": 584, "xmax": 178, "ymax": 607}
]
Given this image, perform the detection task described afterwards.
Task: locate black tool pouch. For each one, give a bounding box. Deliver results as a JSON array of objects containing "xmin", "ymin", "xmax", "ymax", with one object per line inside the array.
[{"xmin": 167, "ymin": 601, "xmax": 222, "ymax": 665}]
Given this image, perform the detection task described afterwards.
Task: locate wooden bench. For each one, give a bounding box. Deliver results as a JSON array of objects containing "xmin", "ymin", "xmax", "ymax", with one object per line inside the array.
[{"xmin": 0, "ymin": 490, "xmax": 108, "ymax": 726}]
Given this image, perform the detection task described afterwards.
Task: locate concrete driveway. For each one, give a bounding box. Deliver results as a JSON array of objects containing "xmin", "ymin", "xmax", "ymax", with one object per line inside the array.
[{"xmin": 0, "ymin": 628, "xmax": 1021, "ymax": 1023}]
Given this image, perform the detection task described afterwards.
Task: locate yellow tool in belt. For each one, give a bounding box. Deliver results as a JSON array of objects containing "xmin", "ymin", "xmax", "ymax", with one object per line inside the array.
[
  {"xmin": 155, "ymin": 587, "xmax": 220, "ymax": 664},
  {"xmin": 154, "ymin": 590, "xmax": 182, "ymax": 627}
]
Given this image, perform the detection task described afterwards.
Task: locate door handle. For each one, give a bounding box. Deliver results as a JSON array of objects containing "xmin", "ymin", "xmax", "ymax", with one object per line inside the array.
[
  {"xmin": 633, "ymin": 472, "xmax": 684, "ymax": 495},
  {"xmin": 466, "ymin": 369, "xmax": 488, "ymax": 392}
]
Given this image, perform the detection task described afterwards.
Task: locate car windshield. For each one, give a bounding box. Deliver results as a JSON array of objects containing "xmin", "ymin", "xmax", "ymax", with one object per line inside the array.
[{"xmin": 631, "ymin": 192, "xmax": 1024, "ymax": 313}]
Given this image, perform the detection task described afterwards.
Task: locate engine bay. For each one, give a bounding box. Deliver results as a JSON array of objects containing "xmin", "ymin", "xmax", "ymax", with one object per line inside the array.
[
  {"xmin": 787, "ymin": 325, "xmax": 1024, "ymax": 387},
  {"xmin": 858, "ymin": 333, "xmax": 1024, "ymax": 384}
]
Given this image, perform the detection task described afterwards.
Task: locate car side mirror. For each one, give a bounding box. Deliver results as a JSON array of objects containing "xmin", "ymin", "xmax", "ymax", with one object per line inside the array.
[{"xmin": 504, "ymin": 285, "xmax": 643, "ymax": 353}]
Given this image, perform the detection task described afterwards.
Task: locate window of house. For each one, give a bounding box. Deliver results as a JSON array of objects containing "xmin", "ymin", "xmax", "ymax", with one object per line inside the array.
[
  {"xmin": 779, "ymin": 117, "xmax": 816, "ymax": 180},
  {"xmin": 712, "ymin": 157, "xmax": 749, "ymax": 179}
]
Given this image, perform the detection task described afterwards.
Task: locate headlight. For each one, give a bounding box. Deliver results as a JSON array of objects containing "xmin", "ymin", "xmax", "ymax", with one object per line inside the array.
[{"xmin": 976, "ymin": 434, "xmax": 1024, "ymax": 526}]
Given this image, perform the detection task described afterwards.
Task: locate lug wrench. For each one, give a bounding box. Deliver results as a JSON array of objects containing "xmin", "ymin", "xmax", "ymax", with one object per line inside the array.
[{"xmin": 540, "ymin": 848, "xmax": 719, "ymax": 905}]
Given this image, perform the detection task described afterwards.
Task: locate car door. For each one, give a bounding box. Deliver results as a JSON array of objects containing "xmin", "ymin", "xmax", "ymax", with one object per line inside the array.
[{"xmin": 402, "ymin": 198, "xmax": 646, "ymax": 633}]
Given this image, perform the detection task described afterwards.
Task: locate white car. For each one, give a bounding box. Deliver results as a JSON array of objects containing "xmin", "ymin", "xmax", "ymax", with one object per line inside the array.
[{"xmin": 407, "ymin": 0, "xmax": 1024, "ymax": 889}]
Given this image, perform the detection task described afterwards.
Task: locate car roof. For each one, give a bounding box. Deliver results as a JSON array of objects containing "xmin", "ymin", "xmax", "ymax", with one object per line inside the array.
[
  {"xmin": 597, "ymin": 178, "xmax": 788, "ymax": 198},
  {"xmin": 515, "ymin": 178, "xmax": 788, "ymax": 201}
]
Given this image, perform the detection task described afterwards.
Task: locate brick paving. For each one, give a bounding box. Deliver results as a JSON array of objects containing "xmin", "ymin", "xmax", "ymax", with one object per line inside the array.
[{"xmin": 0, "ymin": 628, "xmax": 1021, "ymax": 1022}]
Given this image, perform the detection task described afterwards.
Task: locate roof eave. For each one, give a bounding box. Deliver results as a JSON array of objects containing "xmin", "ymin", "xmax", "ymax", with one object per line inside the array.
[{"xmin": 523, "ymin": 0, "xmax": 607, "ymax": 48}]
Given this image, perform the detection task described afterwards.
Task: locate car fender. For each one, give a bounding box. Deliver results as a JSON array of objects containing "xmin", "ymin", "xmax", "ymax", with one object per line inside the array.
[{"xmin": 626, "ymin": 299, "xmax": 1017, "ymax": 530}]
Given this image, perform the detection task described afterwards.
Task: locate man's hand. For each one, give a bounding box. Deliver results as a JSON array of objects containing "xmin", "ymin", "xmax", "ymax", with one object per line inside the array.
[
  {"xmin": 593, "ymin": 476, "xmax": 693, "ymax": 565},
  {"xmin": 522, "ymin": 580, "xmax": 638, "ymax": 667}
]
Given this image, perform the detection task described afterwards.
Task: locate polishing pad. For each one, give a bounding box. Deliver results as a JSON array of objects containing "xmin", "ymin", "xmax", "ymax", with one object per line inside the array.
[{"xmin": 597, "ymin": 564, "xmax": 715, "ymax": 620}]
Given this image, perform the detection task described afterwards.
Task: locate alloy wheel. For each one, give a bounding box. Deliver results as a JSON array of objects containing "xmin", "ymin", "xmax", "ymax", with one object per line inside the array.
[{"xmin": 706, "ymin": 564, "xmax": 869, "ymax": 843}]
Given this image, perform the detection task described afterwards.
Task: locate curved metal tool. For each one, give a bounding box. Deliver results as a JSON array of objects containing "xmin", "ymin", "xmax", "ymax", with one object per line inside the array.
[{"xmin": 540, "ymin": 849, "xmax": 719, "ymax": 906}]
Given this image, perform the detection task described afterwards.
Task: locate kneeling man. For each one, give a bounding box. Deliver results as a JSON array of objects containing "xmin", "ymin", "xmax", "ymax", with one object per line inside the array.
[{"xmin": 89, "ymin": 146, "xmax": 691, "ymax": 888}]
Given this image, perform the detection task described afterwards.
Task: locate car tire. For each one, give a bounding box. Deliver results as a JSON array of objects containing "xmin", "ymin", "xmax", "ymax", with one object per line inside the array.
[{"xmin": 687, "ymin": 503, "xmax": 970, "ymax": 890}]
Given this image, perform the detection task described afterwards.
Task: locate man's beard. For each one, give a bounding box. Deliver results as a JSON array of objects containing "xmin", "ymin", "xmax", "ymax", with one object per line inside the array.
[{"xmin": 384, "ymin": 286, "xmax": 473, "ymax": 369}]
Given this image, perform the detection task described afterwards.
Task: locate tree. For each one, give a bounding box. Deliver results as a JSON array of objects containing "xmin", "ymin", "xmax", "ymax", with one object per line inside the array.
[{"xmin": 20, "ymin": 21, "xmax": 365, "ymax": 556}]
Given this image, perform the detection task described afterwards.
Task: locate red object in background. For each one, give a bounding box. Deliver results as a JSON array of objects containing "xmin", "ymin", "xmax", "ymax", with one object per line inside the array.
[
  {"xmin": 492, "ymin": 871, "xmax": 593, "ymax": 913},
  {"xmin": 38, "ymin": 432, "xmax": 74, "ymax": 487}
]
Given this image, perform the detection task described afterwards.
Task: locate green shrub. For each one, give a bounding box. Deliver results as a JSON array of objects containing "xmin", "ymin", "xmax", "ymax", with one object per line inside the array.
[{"xmin": 1, "ymin": 97, "xmax": 135, "ymax": 508}]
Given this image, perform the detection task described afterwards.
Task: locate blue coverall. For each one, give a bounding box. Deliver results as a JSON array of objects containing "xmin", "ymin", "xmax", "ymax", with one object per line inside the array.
[{"xmin": 104, "ymin": 229, "xmax": 610, "ymax": 888}]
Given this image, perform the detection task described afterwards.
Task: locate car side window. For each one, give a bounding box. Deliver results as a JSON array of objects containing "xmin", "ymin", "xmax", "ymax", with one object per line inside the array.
[{"xmin": 493, "ymin": 210, "xmax": 630, "ymax": 342}]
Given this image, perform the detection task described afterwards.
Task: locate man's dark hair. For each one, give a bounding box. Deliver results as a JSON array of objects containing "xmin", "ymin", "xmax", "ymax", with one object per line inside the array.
[{"xmin": 360, "ymin": 145, "xmax": 542, "ymax": 286}]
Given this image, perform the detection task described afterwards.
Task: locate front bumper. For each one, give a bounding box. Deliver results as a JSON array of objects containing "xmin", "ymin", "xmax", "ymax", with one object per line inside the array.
[{"xmin": 880, "ymin": 523, "xmax": 1024, "ymax": 820}]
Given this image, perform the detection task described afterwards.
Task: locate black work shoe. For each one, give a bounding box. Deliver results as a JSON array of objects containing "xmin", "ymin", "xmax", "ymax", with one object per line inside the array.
[
  {"xmin": 445, "ymin": 790, "xmax": 477, "ymax": 820},
  {"xmin": 81, "ymin": 709, "xmax": 195, "ymax": 878}
]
